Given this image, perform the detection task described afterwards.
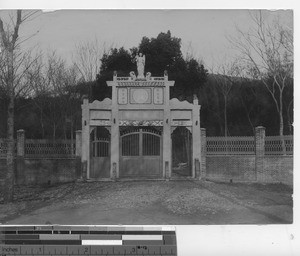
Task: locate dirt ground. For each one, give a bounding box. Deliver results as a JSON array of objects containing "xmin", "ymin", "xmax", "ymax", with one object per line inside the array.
[{"xmin": 0, "ymin": 180, "xmax": 293, "ymax": 225}]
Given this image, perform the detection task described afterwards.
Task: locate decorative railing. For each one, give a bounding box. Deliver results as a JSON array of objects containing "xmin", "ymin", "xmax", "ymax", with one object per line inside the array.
[
  {"xmin": 207, "ymin": 136, "xmax": 255, "ymax": 155},
  {"xmin": 25, "ymin": 139, "xmax": 75, "ymax": 158},
  {"xmin": 265, "ymin": 135, "xmax": 293, "ymax": 155},
  {"xmin": 0, "ymin": 139, "xmax": 17, "ymax": 158},
  {"xmin": 116, "ymin": 76, "xmax": 165, "ymax": 81},
  {"xmin": 0, "ymin": 134, "xmax": 294, "ymax": 159}
]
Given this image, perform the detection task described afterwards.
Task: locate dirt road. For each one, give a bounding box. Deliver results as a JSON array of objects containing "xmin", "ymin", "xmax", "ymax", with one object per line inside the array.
[{"xmin": 0, "ymin": 180, "xmax": 293, "ymax": 224}]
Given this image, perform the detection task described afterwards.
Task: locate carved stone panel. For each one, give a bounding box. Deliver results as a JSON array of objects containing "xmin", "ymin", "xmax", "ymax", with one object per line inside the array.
[
  {"xmin": 118, "ymin": 88, "xmax": 128, "ymax": 104},
  {"xmin": 130, "ymin": 88, "xmax": 152, "ymax": 104},
  {"xmin": 153, "ymin": 87, "xmax": 164, "ymax": 104}
]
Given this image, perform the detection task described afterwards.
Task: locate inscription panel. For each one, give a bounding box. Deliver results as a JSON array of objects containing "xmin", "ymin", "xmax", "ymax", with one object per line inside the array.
[
  {"xmin": 130, "ymin": 88, "xmax": 152, "ymax": 104},
  {"xmin": 118, "ymin": 88, "xmax": 128, "ymax": 104},
  {"xmin": 153, "ymin": 87, "xmax": 164, "ymax": 104},
  {"xmin": 120, "ymin": 110, "xmax": 164, "ymax": 120}
]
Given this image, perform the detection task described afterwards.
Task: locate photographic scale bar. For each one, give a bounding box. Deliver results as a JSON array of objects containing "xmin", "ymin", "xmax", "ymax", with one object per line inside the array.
[{"xmin": 0, "ymin": 226, "xmax": 177, "ymax": 255}]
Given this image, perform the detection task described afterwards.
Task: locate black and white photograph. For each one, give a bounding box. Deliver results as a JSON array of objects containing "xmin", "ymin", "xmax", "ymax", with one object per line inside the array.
[{"xmin": 0, "ymin": 3, "xmax": 297, "ymax": 255}]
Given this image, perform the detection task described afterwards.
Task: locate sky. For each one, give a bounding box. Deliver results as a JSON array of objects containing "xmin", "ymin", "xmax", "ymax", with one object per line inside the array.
[{"xmin": 0, "ymin": 9, "xmax": 293, "ymax": 70}]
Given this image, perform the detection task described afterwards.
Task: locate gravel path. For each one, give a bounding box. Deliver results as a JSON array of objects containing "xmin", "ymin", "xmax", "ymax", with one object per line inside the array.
[{"xmin": 0, "ymin": 180, "xmax": 293, "ymax": 224}]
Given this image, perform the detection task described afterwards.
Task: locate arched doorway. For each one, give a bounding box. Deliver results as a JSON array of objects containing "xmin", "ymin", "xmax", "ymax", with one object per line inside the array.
[
  {"xmin": 90, "ymin": 127, "xmax": 111, "ymax": 179},
  {"xmin": 119, "ymin": 126, "xmax": 162, "ymax": 178},
  {"xmin": 171, "ymin": 127, "xmax": 193, "ymax": 177}
]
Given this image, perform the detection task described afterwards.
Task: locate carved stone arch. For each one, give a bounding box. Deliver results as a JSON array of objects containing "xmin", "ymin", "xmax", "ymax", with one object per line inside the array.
[{"xmin": 171, "ymin": 126, "xmax": 192, "ymax": 134}]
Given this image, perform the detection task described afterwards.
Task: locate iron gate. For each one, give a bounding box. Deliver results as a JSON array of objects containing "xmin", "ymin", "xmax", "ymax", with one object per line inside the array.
[
  {"xmin": 119, "ymin": 127, "xmax": 162, "ymax": 178},
  {"xmin": 90, "ymin": 127, "xmax": 110, "ymax": 179}
]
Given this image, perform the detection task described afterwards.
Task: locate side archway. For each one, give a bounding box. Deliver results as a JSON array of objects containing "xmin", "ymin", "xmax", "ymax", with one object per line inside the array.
[
  {"xmin": 171, "ymin": 126, "xmax": 192, "ymax": 177},
  {"xmin": 90, "ymin": 126, "xmax": 111, "ymax": 179}
]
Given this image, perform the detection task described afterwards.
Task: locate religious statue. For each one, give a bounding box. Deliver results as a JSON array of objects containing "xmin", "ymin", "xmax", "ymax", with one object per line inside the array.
[{"xmin": 135, "ymin": 53, "xmax": 145, "ymax": 79}]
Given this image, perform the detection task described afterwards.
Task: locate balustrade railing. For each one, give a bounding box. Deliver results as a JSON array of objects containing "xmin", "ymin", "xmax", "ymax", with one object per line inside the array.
[
  {"xmin": 25, "ymin": 139, "xmax": 75, "ymax": 158},
  {"xmin": 207, "ymin": 136, "xmax": 255, "ymax": 155},
  {"xmin": 265, "ymin": 135, "xmax": 293, "ymax": 155}
]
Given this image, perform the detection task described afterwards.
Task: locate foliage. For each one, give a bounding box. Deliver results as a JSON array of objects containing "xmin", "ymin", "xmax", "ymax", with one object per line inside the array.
[
  {"xmin": 0, "ymin": 29, "xmax": 294, "ymax": 141},
  {"xmin": 93, "ymin": 31, "xmax": 208, "ymax": 102},
  {"xmin": 229, "ymin": 11, "xmax": 293, "ymax": 136}
]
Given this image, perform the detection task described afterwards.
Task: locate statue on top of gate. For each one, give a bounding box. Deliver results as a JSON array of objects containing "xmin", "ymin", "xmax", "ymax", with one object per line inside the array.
[{"xmin": 135, "ymin": 52, "xmax": 145, "ymax": 79}]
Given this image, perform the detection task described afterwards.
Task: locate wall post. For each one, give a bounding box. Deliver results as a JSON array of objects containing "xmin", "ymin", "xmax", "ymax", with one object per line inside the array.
[
  {"xmin": 16, "ymin": 129, "xmax": 25, "ymax": 184},
  {"xmin": 200, "ymin": 128, "xmax": 207, "ymax": 180},
  {"xmin": 75, "ymin": 130, "xmax": 82, "ymax": 179},
  {"xmin": 255, "ymin": 126, "xmax": 265, "ymax": 182},
  {"xmin": 110, "ymin": 82, "xmax": 120, "ymax": 180},
  {"xmin": 192, "ymin": 96, "xmax": 201, "ymax": 179},
  {"xmin": 75, "ymin": 130, "xmax": 82, "ymax": 157},
  {"xmin": 81, "ymin": 96, "xmax": 89, "ymax": 180}
]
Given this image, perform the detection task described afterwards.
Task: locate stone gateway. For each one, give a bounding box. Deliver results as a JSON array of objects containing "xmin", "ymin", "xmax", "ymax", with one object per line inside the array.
[{"xmin": 81, "ymin": 69, "xmax": 202, "ymax": 180}]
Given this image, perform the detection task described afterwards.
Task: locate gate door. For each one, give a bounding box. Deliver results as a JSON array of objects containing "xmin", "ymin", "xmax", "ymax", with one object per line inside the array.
[
  {"xmin": 90, "ymin": 127, "xmax": 110, "ymax": 179},
  {"xmin": 120, "ymin": 127, "xmax": 162, "ymax": 178}
]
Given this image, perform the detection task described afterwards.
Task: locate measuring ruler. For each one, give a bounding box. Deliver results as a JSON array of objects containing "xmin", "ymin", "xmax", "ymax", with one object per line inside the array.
[{"xmin": 0, "ymin": 226, "xmax": 177, "ymax": 256}]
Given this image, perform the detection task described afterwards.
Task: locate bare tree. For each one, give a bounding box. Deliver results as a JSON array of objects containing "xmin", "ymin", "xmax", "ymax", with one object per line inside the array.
[
  {"xmin": 0, "ymin": 10, "xmax": 40, "ymax": 202},
  {"xmin": 72, "ymin": 39, "xmax": 109, "ymax": 82},
  {"xmin": 210, "ymin": 60, "xmax": 240, "ymax": 137},
  {"xmin": 29, "ymin": 51, "xmax": 81, "ymax": 140},
  {"xmin": 228, "ymin": 10, "xmax": 293, "ymax": 136}
]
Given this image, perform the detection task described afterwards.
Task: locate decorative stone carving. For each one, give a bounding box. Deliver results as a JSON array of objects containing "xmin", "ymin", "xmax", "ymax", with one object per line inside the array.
[
  {"xmin": 135, "ymin": 53, "xmax": 145, "ymax": 79},
  {"xmin": 129, "ymin": 71, "xmax": 136, "ymax": 80},
  {"xmin": 146, "ymin": 72, "xmax": 151, "ymax": 81},
  {"xmin": 119, "ymin": 120, "xmax": 163, "ymax": 126},
  {"xmin": 117, "ymin": 81, "xmax": 165, "ymax": 87}
]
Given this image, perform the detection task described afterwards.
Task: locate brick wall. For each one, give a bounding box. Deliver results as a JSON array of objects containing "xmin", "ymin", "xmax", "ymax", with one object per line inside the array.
[
  {"xmin": 206, "ymin": 155, "xmax": 256, "ymax": 182},
  {"xmin": 201, "ymin": 127, "xmax": 293, "ymax": 186},
  {"xmin": 20, "ymin": 158, "xmax": 79, "ymax": 185},
  {"xmin": 0, "ymin": 130, "xmax": 82, "ymax": 186},
  {"xmin": 264, "ymin": 156, "xmax": 293, "ymax": 185},
  {"xmin": 1, "ymin": 158, "xmax": 80, "ymax": 185}
]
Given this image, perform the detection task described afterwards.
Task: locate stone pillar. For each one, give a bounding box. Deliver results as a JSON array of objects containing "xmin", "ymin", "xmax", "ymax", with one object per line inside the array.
[
  {"xmin": 255, "ymin": 126, "xmax": 265, "ymax": 182},
  {"xmin": 200, "ymin": 128, "xmax": 207, "ymax": 180},
  {"xmin": 163, "ymin": 119, "xmax": 171, "ymax": 180},
  {"xmin": 75, "ymin": 130, "xmax": 82, "ymax": 157},
  {"xmin": 75, "ymin": 130, "xmax": 82, "ymax": 179},
  {"xmin": 163, "ymin": 82, "xmax": 171, "ymax": 180},
  {"xmin": 192, "ymin": 97, "xmax": 201, "ymax": 178},
  {"xmin": 17, "ymin": 129, "xmax": 25, "ymax": 157},
  {"xmin": 81, "ymin": 96, "xmax": 89, "ymax": 180},
  {"xmin": 110, "ymin": 83, "xmax": 119, "ymax": 179},
  {"xmin": 16, "ymin": 129, "xmax": 25, "ymax": 184}
]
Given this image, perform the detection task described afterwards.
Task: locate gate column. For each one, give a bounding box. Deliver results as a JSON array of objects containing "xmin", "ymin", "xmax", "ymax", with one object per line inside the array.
[
  {"xmin": 163, "ymin": 74, "xmax": 172, "ymax": 179},
  {"xmin": 110, "ymin": 74, "xmax": 119, "ymax": 179},
  {"xmin": 81, "ymin": 96, "xmax": 90, "ymax": 180},
  {"xmin": 192, "ymin": 96, "xmax": 201, "ymax": 178},
  {"xmin": 163, "ymin": 116, "xmax": 171, "ymax": 179}
]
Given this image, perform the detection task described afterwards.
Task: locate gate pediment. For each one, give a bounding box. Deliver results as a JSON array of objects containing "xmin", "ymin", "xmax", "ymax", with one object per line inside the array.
[{"xmin": 89, "ymin": 98, "xmax": 112, "ymax": 109}]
